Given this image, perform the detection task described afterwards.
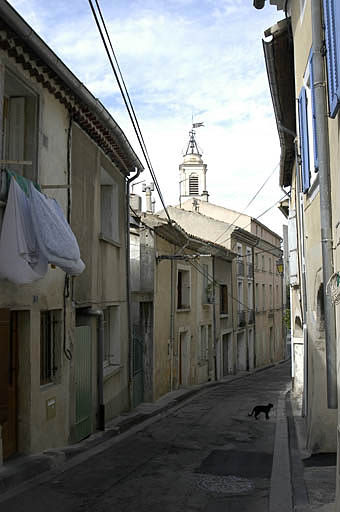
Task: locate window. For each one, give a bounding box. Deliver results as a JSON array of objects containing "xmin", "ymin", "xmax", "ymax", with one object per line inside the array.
[
  {"xmin": 262, "ymin": 284, "xmax": 266, "ymax": 311},
  {"xmin": 200, "ymin": 325, "xmax": 209, "ymax": 361},
  {"xmin": 237, "ymin": 280, "xmax": 243, "ymax": 312},
  {"xmin": 2, "ymin": 69, "xmax": 38, "ymax": 181},
  {"xmin": 189, "ymin": 174, "xmax": 199, "ymax": 195},
  {"xmin": 255, "ymin": 283, "xmax": 259, "ymax": 312},
  {"xmin": 255, "ymin": 253, "xmax": 259, "ymax": 270},
  {"xmin": 177, "ymin": 267, "xmax": 191, "ymax": 309},
  {"xmin": 40, "ymin": 310, "xmax": 61, "ymax": 385},
  {"xmin": 248, "ymin": 281, "xmax": 253, "ymax": 310},
  {"xmin": 220, "ymin": 284, "xmax": 228, "ymax": 315},
  {"xmin": 269, "ymin": 257, "xmax": 272, "ymax": 273},
  {"xmin": 298, "ymin": 51, "xmax": 319, "ymax": 193},
  {"xmin": 323, "ymin": 0, "xmax": 340, "ymax": 118},
  {"xmin": 100, "ymin": 167, "xmax": 119, "ymax": 243},
  {"xmin": 262, "ymin": 255, "xmax": 265, "ymax": 271},
  {"xmin": 103, "ymin": 306, "xmax": 120, "ymax": 367},
  {"xmin": 269, "ymin": 285, "xmax": 273, "ymax": 310},
  {"xmin": 237, "ymin": 244, "xmax": 244, "ymax": 275},
  {"xmin": 202, "ymin": 264, "xmax": 210, "ymax": 303}
]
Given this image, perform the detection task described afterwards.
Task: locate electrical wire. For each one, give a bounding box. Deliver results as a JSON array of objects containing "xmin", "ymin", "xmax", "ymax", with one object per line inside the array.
[
  {"xmin": 213, "ymin": 162, "xmax": 280, "ymax": 245},
  {"xmin": 88, "ymin": 0, "xmax": 172, "ymax": 223},
  {"xmin": 129, "ymin": 204, "xmax": 282, "ymax": 315},
  {"xmin": 217, "ymin": 194, "xmax": 286, "ymax": 247}
]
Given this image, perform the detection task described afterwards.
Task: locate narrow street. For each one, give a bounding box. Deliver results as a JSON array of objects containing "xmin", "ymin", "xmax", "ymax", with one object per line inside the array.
[{"xmin": 1, "ymin": 362, "xmax": 290, "ymax": 512}]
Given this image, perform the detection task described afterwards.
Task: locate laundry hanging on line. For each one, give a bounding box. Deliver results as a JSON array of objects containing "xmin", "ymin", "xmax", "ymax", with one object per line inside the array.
[{"xmin": 0, "ymin": 171, "xmax": 85, "ymax": 284}]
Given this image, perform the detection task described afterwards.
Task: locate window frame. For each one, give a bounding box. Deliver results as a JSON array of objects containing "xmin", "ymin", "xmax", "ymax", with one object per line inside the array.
[
  {"xmin": 40, "ymin": 310, "xmax": 61, "ymax": 386},
  {"xmin": 100, "ymin": 167, "xmax": 120, "ymax": 244},
  {"xmin": 220, "ymin": 284, "xmax": 228, "ymax": 315},
  {"xmin": 177, "ymin": 265, "xmax": 191, "ymax": 310},
  {"xmin": 103, "ymin": 306, "xmax": 121, "ymax": 369},
  {"xmin": 2, "ymin": 67, "xmax": 39, "ymax": 182}
]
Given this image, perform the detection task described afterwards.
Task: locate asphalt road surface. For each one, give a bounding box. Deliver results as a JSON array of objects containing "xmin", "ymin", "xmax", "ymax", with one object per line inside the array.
[{"xmin": 1, "ymin": 362, "xmax": 291, "ymax": 512}]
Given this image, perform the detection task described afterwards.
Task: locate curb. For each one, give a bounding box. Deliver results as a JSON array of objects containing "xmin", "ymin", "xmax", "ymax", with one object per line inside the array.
[{"xmin": 269, "ymin": 391, "xmax": 293, "ymax": 512}]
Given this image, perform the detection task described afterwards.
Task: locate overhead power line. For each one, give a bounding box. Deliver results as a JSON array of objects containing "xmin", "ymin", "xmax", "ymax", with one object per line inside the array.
[
  {"xmin": 88, "ymin": 0, "xmax": 171, "ymax": 223},
  {"xmin": 217, "ymin": 194, "xmax": 286, "ymax": 247},
  {"xmin": 213, "ymin": 162, "xmax": 280, "ymax": 245}
]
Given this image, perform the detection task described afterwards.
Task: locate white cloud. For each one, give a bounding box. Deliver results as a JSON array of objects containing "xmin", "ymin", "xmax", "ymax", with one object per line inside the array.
[{"xmin": 8, "ymin": 0, "xmax": 286, "ymax": 236}]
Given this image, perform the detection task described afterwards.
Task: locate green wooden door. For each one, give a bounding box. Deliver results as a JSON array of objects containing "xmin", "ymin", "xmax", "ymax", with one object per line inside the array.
[{"xmin": 74, "ymin": 326, "xmax": 92, "ymax": 443}]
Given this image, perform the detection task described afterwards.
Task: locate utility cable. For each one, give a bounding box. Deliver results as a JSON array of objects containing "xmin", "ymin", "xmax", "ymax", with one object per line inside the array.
[
  {"xmin": 88, "ymin": 0, "xmax": 171, "ymax": 223},
  {"xmin": 213, "ymin": 162, "xmax": 279, "ymax": 244},
  {"xmin": 217, "ymin": 194, "xmax": 286, "ymax": 247}
]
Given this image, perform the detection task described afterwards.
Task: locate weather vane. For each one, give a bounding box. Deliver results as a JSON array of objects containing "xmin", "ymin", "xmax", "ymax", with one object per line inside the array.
[{"xmin": 185, "ymin": 120, "xmax": 204, "ymax": 155}]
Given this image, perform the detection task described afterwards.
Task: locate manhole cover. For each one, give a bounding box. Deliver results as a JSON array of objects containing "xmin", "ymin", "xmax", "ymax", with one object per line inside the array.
[{"xmin": 195, "ymin": 473, "xmax": 255, "ymax": 495}]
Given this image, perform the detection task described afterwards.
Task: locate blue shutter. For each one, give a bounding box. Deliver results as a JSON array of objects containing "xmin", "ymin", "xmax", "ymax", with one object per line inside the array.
[
  {"xmin": 309, "ymin": 52, "xmax": 319, "ymax": 171},
  {"xmin": 323, "ymin": 0, "xmax": 340, "ymax": 118},
  {"xmin": 298, "ymin": 87, "xmax": 310, "ymax": 193}
]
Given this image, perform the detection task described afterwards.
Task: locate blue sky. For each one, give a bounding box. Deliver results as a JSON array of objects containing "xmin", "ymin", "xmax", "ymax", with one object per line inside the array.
[{"xmin": 9, "ymin": 0, "xmax": 286, "ymax": 235}]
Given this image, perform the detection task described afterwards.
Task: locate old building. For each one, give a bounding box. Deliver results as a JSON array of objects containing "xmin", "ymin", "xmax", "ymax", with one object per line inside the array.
[
  {"xmin": 129, "ymin": 206, "xmax": 236, "ymax": 402},
  {"xmin": 256, "ymin": 0, "xmax": 340, "ymax": 502},
  {"xmin": 0, "ymin": 1, "xmax": 143, "ymax": 461}
]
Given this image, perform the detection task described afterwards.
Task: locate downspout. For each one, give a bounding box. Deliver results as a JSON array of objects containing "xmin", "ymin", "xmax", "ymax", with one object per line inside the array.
[
  {"xmin": 170, "ymin": 255, "xmax": 175, "ymax": 391},
  {"xmin": 311, "ymin": 0, "xmax": 337, "ymax": 408},
  {"xmin": 86, "ymin": 308, "xmax": 104, "ymax": 430},
  {"xmin": 295, "ymin": 139, "xmax": 309, "ymax": 416},
  {"xmin": 126, "ymin": 167, "xmax": 142, "ymax": 409},
  {"xmin": 212, "ymin": 256, "xmax": 217, "ymax": 380}
]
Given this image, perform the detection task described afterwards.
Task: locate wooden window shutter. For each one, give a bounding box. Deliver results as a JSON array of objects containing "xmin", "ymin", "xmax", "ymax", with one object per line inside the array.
[
  {"xmin": 309, "ymin": 52, "xmax": 319, "ymax": 171},
  {"xmin": 323, "ymin": 0, "xmax": 340, "ymax": 118},
  {"xmin": 298, "ymin": 87, "xmax": 310, "ymax": 193}
]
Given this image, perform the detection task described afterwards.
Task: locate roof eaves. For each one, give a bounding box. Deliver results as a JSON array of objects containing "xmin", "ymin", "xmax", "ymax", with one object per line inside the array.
[
  {"xmin": 263, "ymin": 17, "xmax": 296, "ymax": 188},
  {"xmin": 0, "ymin": 1, "xmax": 144, "ymax": 175}
]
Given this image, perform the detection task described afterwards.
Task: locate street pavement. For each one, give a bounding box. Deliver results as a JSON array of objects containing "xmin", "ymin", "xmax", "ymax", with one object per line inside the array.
[{"xmin": 0, "ymin": 361, "xmax": 292, "ymax": 512}]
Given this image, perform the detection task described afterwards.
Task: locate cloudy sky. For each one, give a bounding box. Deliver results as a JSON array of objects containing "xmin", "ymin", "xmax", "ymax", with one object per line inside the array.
[{"xmin": 9, "ymin": 0, "xmax": 286, "ymax": 236}]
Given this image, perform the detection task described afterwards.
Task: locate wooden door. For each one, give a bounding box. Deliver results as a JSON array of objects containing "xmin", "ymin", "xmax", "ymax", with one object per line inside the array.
[{"xmin": 0, "ymin": 310, "xmax": 17, "ymax": 459}]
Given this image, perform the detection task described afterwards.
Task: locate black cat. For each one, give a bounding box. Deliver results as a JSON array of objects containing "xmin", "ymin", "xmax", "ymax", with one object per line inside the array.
[{"xmin": 248, "ymin": 403, "xmax": 273, "ymax": 420}]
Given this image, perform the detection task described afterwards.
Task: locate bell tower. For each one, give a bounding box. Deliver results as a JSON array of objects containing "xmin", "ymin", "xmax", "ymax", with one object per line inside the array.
[{"xmin": 179, "ymin": 123, "xmax": 208, "ymax": 206}]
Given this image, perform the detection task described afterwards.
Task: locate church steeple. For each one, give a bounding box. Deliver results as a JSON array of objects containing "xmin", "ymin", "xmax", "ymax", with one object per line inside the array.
[{"xmin": 179, "ymin": 123, "xmax": 209, "ymax": 206}]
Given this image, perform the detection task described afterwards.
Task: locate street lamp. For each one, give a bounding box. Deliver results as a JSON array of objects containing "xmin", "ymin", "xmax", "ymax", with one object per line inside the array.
[{"xmin": 276, "ymin": 258, "xmax": 284, "ymax": 275}]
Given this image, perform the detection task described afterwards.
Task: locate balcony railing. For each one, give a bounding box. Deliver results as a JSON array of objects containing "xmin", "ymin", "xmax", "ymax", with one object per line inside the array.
[{"xmin": 238, "ymin": 310, "xmax": 246, "ymax": 327}]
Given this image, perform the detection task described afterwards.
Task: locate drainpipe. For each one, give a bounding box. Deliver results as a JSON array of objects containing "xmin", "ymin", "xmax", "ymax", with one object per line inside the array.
[
  {"xmin": 170, "ymin": 256, "xmax": 175, "ymax": 391},
  {"xmin": 295, "ymin": 139, "xmax": 309, "ymax": 416},
  {"xmin": 126, "ymin": 167, "xmax": 142, "ymax": 409},
  {"xmin": 311, "ymin": 0, "xmax": 337, "ymax": 409},
  {"xmin": 86, "ymin": 308, "xmax": 105, "ymax": 430},
  {"xmin": 212, "ymin": 256, "xmax": 217, "ymax": 380}
]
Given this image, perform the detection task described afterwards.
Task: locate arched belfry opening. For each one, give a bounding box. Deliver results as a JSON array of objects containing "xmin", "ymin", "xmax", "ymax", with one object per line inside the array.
[{"xmin": 179, "ymin": 124, "xmax": 209, "ymax": 206}]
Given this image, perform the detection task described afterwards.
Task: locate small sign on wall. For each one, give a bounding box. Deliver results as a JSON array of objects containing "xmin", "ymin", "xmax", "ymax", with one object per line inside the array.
[{"xmin": 46, "ymin": 397, "xmax": 56, "ymax": 420}]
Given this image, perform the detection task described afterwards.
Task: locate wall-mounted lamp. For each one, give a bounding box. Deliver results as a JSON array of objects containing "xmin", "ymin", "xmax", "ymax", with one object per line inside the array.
[{"xmin": 276, "ymin": 258, "xmax": 284, "ymax": 275}]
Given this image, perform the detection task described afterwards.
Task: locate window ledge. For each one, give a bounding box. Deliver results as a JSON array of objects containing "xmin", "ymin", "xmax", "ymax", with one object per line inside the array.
[
  {"xmin": 220, "ymin": 314, "xmax": 229, "ymax": 319},
  {"xmin": 104, "ymin": 364, "xmax": 122, "ymax": 380},
  {"xmin": 176, "ymin": 308, "xmax": 191, "ymax": 313},
  {"xmin": 99, "ymin": 233, "xmax": 121, "ymax": 248},
  {"xmin": 40, "ymin": 382, "xmax": 58, "ymax": 391}
]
